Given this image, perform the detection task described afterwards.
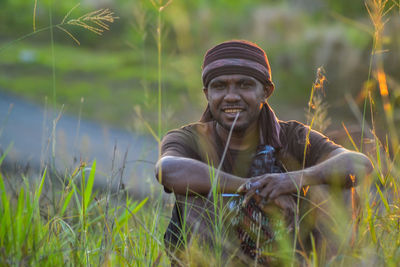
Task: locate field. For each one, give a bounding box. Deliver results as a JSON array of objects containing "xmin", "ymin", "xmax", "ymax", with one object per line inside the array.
[{"xmin": 0, "ymin": 0, "xmax": 399, "ymax": 266}]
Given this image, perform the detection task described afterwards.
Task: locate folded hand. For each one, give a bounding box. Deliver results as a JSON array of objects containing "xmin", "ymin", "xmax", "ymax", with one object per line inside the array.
[{"xmin": 238, "ymin": 173, "xmax": 299, "ymax": 203}]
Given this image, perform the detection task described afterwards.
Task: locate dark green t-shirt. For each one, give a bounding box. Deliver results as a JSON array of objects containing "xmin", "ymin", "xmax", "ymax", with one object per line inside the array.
[{"xmin": 161, "ymin": 120, "xmax": 341, "ymax": 180}]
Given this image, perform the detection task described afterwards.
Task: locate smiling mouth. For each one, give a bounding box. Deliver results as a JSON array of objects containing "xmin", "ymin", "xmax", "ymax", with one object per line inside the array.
[{"xmin": 223, "ymin": 108, "xmax": 243, "ymax": 114}]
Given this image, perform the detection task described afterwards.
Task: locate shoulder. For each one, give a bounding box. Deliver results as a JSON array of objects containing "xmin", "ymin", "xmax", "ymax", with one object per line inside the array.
[
  {"xmin": 279, "ymin": 120, "xmax": 310, "ymax": 131},
  {"xmin": 163, "ymin": 121, "xmax": 214, "ymax": 140},
  {"xmin": 279, "ymin": 120, "xmax": 309, "ymax": 140},
  {"xmin": 279, "ymin": 120, "xmax": 304, "ymax": 127},
  {"xmin": 278, "ymin": 120, "xmax": 342, "ymax": 167},
  {"xmin": 279, "ymin": 119, "xmax": 335, "ymax": 143},
  {"xmin": 161, "ymin": 121, "xmax": 215, "ymax": 157}
]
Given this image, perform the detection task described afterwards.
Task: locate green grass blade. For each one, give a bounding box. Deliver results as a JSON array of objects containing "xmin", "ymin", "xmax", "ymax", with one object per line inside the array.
[
  {"xmin": 0, "ymin": 142, "xmax": 13, "ymax": 166},
  {"xmin": 0, "ymin": 172, "xmax": 8, "ymax": 211},
  {"xmin": 71, "ymin": 177, "xmax": 82, "ymax": 213},
  {"xmin": 342, "ymin": 122, "xmax": 359, "ymax": 152},
  {"xmin": 375, "ymin": 183, "xmax": 390, "ymax": 213},
  {"xmin": 310, "ymin": 233, "xmax": 318, "ymax": 267},
  {"xmin": 131, "ymin": 197, "xmax": 148, "ymax": 214},
  {"xmin": 375, "ymin": 137, "xmax": 383, "ymax": 182},
  {"xmin": 36, "ymin": 168, "xmax": 47, "ymax": 202},
  {"xmin": 25, "ymin": 178, "xmax": 32, "ymax": 213},
  {"xmin": 117, "ymin": 198, "xmax": 149, "ymax": 228},
  {"xmin": 367, "ymin": 207, "xmax": 377, "ymax": 244},
  {"xmin": 16, "ymin": 186, "xmax": 25, "ymax": 248},
  {"xmin": 61, "ymin": 187, "xmax": 75, "ymax": 217},
  {"xmin": 84, "ymin": 160, "xmax": 96, "ymax": 209},
  {"xmin": 0, "ymin": 173, "xmax": 11, "ymax": 245}
]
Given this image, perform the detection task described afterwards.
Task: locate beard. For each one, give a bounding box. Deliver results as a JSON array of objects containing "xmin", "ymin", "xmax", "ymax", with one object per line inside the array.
[{"xmin": 215, "ymin": 112, "xmax": 260, "ymax": 134}]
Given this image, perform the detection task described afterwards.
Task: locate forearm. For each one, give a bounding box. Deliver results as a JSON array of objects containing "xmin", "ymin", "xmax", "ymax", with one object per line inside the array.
[
  {"xmin": 155, "ymin": 156, "xmax": 247, "ymax": 195},
  {"xmin": 241, "ymin": 149, "xmax": 373, "ymax": 200},
  {"xmin": 291, "ymin": 150, "xmax": 373, "ymax": 188}
]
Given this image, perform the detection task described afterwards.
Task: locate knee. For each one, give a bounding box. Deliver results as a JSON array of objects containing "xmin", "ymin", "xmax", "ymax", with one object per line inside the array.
[{"xmin": 304, "ymin": 185, "xmax": 360, "ymax": 221}]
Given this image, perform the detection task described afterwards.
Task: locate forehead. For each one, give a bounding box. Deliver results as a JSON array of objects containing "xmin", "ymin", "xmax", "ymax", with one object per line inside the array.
[{"xmin": 209, "ymin": 74, "xmax": 259, "ymax": 84}]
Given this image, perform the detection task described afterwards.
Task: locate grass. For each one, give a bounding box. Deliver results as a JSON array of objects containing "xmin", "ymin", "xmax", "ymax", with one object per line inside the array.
[
  {"xmin": 1, "ymin": 132, "xmax": 398, "ymax": 266},
  {"xmin": 1, "ymin": 0, "xmax": 400, "ymax": 266},
  {"xmin": 0, "ymin": 162, "xmax": 161, "ymax": 266}
]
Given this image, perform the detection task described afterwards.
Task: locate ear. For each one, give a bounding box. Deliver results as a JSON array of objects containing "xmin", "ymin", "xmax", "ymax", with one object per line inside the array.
[
  {"xmin": 264, "ymin": 83, "xmax": 275, "ymax": 98},
  {"xmin": 262, "ymin": 86, "xmax": 268, "ymax": 100},
  {"xmin": 203, "ymin": 87, "xmax": 209, "ymax": 100}
]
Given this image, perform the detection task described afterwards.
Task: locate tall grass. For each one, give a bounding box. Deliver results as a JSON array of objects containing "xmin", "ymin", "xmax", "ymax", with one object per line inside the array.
[
  {"xmin": 1, "ymin": 0, "xmax": 400, "ymax": 266},
  {"xmin": 0, "ymin": 158, "xmax": 153, "ymax": 265},
  {"xmin": 0, "ymin": 5, "xmax": 118, "ymax": 53}
]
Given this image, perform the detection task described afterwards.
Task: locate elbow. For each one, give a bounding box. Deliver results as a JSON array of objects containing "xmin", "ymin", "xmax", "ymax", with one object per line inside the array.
[
  {"xmin": 361, "ymin": 153, "xmax": 373, "ymax": 175},
  {"xmin": 352, "ymin": 152, "xmax": 373, "ymax": 175},
  {"xmin": 345, "ymin": 152, "xmax": 373, "ymax": 186},
  {"xmin": 155, "ymin": 156, "xmax": 176, "ymax": 190}
]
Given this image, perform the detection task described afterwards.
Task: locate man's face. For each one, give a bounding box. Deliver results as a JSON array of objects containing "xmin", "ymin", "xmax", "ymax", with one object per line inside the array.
[{"xmin": 204, "ymin": 74, "xmax": 268, "ymax": 132}]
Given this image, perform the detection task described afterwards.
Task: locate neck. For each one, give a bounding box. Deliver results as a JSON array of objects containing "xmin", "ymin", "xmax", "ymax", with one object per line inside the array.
[{"xmin": 216, "ymin": 122, "xmax": 259, "ymax": 151}]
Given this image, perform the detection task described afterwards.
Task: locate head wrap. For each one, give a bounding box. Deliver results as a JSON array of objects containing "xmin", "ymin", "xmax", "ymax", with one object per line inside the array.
[
  {"xmin": 202, "ymin": 40, "xmax": 274, "ymax": 97},
  {"xmin": 200, "ymin": 40, "xmax": 282, "ymax": 149}
]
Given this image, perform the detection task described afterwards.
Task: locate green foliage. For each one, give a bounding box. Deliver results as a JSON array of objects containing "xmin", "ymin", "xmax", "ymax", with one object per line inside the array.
[
  {"xmin": 2, "ymin": 149, "xmax": 398, "ymax": 266},
  {"xmin": 325, "ymin": 0, "xmax": 367, "ymax": 17},
  {"xmin": 0, "ymin": 41, "xmax": 190, "ymax": 130},
  {"xmin": 0, "ymin": 160, "xmax": 157, "ymax": 265},
  {"xmin": 0, "ymin": 0, "xmax": 78, "ymax": 35}
]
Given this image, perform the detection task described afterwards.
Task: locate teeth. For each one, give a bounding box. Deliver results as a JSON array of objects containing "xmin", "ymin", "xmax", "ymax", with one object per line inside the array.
[{"xmin": 224, "ymin": 109, "xmax": 242, "ymax": 113}]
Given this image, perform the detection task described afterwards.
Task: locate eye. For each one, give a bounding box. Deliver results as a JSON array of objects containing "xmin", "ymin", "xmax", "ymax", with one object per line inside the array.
[
  {"xmin": 211, "ymin": 82, "xmax": 226, "ymax": 90},
  {"xmin": 239, "ymin": 80, "xmax": 253, "ymax": 89}
]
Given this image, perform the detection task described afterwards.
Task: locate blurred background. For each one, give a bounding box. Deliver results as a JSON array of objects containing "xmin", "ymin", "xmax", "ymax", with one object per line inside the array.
[{"xmin": 0, "ymin": 0, "xmax": 399, "ymax": 193}]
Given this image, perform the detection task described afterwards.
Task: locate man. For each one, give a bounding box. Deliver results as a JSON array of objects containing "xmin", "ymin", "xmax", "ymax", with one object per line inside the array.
[{"xmin": 155, "ymin": 40, "xmax": 372, "ymax": 265}]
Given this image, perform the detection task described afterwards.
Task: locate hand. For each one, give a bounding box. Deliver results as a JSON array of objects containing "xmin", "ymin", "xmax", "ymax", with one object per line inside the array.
[{"xmin": 238, "ymin": 173, "xmax": 299, "ymax": 203}]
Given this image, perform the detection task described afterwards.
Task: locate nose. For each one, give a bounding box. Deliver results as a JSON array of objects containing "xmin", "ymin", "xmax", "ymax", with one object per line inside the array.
[{"xmin": 224, "ymin": 85, "xmax": 241, "ymax": 102}]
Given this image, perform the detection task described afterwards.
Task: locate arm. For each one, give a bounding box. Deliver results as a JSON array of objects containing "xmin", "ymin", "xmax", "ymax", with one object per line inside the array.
[
  {"xmin": 240, "ymin": 148, "xmax": 373, "ymax": 200},
  {"xmin": 155, "ymin": 155, "xmax": 247, "ymax": 195}
]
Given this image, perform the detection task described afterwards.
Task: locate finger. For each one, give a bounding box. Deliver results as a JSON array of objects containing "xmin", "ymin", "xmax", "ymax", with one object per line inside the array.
[
  {"xmin": 242, "ymin": 190, "xmax": 257, "ymax": 206},
  {"xmin": 242, "ymin": 184, "xmax": 263, "ymax": 205},
  {"xmin": 251, "ymin": 181, "xmax": 262, "ymax": 189},
  {"xmin": 260, "ymin": 185, "xmax": 273, "ymax": 199},
  {"xmin": 269, "ymin": 187, "xmax": 283, "ymax": 199},
  {"xmin": 237, "ymin": 183, "xmax": 246, "ymax": 193},
  {"xmin": 268, "ymin": 188, "xmax": 280, "ymax": 200},
  {"xmin": 237, "ymin": 181, "xmax": 251, "ymax": 193},
  {"xmin": 237, "ymin": 180, "xmax": 262, "ymax": 193}
]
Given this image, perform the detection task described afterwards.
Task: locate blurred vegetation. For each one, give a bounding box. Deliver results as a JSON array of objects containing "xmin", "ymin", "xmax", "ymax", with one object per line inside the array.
[
  {"xmin": 1, "ymin": 1, "xmax": 400, "ymax": 266},
  {"xmin": 0, "ymin": 0, "xmax": 399, "ymax": 137}
]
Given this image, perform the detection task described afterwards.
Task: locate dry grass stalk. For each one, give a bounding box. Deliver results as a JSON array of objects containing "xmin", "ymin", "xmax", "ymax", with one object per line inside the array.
[
  {"xmin": 149, "ymin": 0, "xmax": 174, "ymax": 11},
  {"xmin": 67, "ymin": 8, "xmax": 118, "ymax": 35},
  {"xmin": 56, "ymin": 4, "xmax": 119, "ymax": 45},
  {"xmin": 366, "ymin": 0, "xmax": 399, "ymax": 151},
  {"xmin": 33, "ymin": 0, "xmax": 38, "ymax": 32},
  {"xmin": 306, "ymin": 67, "xmax": 331, "ymax": 133}
]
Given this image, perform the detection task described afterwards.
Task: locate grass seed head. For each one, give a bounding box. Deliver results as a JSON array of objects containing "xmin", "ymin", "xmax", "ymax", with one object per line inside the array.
[{"xmin": 67, "ymin": 8, "xmax": 119, "ymax": 35}]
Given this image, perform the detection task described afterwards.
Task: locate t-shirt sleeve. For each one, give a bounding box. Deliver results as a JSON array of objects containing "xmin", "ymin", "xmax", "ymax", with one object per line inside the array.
[
  {"xmin": 160, "ymin": 128, "xmax": 200, "ymax": 159},
  {"xmin": 282, "ymin": 121, "xmax": 342, "ymax": 168}
]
